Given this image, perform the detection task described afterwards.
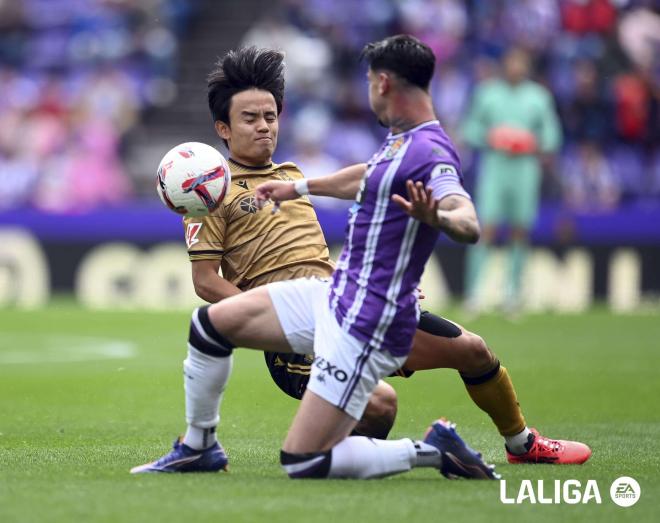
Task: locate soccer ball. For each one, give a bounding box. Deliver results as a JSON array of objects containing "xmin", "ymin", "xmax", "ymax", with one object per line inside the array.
[{"xmin": 156, "ymin": 142, "xmax": 231, "ymax": 217}]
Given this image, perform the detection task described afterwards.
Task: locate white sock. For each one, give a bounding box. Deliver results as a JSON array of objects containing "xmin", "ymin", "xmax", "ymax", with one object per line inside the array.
[
  {"xmin": 505, "ymin": 427, "xmax": 532, "ymax": 455},
  {"xmin": 182, "ymin": 345, "xmax": 233, "ymax": 450},
  {"xmin": 327, "ymin": 437, "xmax": 441, "ymax": 479},
  {"xmin": 411, "ymin": 440, "xmax": 443, "ymax": 467}
]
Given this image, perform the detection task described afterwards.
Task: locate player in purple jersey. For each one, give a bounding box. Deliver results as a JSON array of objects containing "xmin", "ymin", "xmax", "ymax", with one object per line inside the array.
[{"xmin": 328, "ymin": 120, "xmax": 471, "ymax": 357}]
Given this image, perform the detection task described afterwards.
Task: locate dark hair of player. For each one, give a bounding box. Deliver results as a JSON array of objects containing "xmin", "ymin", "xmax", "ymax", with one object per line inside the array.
[
  {"xmin": 360, "ymin": 35, "xmax": 435, "ymax": 90},
  {"xmin": 207, "ymin": 47, "xmax": 285, "ymax": 124}
]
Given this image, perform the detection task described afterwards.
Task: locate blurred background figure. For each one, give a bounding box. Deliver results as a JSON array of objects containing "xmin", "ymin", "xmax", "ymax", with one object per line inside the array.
[
  {"xmin": 561, "ymin": 141, "xmax": 621, "ymax": 213},
  {"xmin": 461, "ymin": 47, "xmax": 561, "ymax": 316}
]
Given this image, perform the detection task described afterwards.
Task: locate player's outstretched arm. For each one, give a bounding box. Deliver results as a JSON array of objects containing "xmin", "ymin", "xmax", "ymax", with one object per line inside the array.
[
  {"xmin": 255, "ymin": 163, "xmax": 368, "ymax": 208},
  {"xmin": 392, "ymin": 180, "xmax": 480, "ymax": 244},
  {"xmin": 307, "ymin": 163, "xmax": 368, "ymax": 199}
]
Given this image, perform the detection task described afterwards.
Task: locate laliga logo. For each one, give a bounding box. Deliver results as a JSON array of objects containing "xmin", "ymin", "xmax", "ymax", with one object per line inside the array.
[
  {"xmin": 501, "ymin": 477, "xmax": 641, "ymax": 507},
  {"xmin": 500, "ymin": 479, "xmax": 602, "ymax": 505}
]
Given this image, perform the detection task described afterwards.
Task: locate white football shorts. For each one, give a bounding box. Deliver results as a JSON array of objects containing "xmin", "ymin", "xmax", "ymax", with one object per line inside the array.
[{"xmin": 267, "ymin": 277, "xmax": 406, "ymax": 420}]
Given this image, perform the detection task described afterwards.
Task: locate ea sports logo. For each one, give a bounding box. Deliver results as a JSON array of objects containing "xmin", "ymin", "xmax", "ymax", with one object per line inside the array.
[{"xmin": 610, "ymin": 476, "xmax": 641, "ymax": 507}]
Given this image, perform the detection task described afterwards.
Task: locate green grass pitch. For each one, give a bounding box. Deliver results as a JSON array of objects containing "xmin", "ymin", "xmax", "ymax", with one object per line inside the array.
[{"xmin": 0, "ymin": 303, "xmax": 658, "ymax": 522}]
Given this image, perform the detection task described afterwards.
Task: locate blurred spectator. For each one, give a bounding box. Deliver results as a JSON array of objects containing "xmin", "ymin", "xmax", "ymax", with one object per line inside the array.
[
  {"xmin": 618, "ymin": 4, "xmax": 660, "ymax": 79},
  {"xmin": 0, "ymin": 0, "xmax": 190, "ymax": 214},
  {"xmin": 561, "ymin": 142, "xmax": 621, "ymax": 212},
  {"xmin": 614, "ymin": 72, "xmax": 651, "ymax": 143},
  {"xmin": 289, "ymin": 105, "xmax": 347, "ymax": 210},
  {"xmin": 0, "ymin": 149, "xmax": 39, "ymax": 212},
  {"xmin": 74, "ymin": 67, "xmax": 140, "ymax": 134},
  {"xmin": 33, "ymin": 119, "xmax": 132, "ymax": 213},
  {"xmin": 561, "ymin": 0, "xmax": 617, "ymax": 34},
  {"xmin": 561, "ymin": 59, "xmax": 614, "ymax": 144},
  {"xmin": 398, "ymin": 0, "xmax": 468, "ymax": 62}
]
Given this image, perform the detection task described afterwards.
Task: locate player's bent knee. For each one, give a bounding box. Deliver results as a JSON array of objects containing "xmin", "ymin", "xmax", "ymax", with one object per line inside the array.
[
  {"xmin": 280, "ymin": 449, "xmax": 332, "ymax": 479},
  {"xmin": 371, "ymin": 381, "xmax": 398, "ymax": 419},
  {"xmin": 353, "ymin": 382, "xmax": 397, "ymax": 439},
  {"xmin": 188, "ymin": 305, "xmax": 236, "ymax": 358},
  {"xmin": 460, "ymin": 331, "xmax": 497, "ymax": 374}
]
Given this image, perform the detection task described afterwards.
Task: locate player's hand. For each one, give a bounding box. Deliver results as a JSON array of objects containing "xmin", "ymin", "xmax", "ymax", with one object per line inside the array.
[
  {"xmin": 255, "ymin": 181, "xmax": 299, "ymax": 212},
  {"xmin": 392, "ymin": 180, "xmax": 440, "ymax": 228}
]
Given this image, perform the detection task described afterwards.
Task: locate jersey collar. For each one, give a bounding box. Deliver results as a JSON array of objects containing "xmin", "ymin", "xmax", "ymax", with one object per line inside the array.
[
  {"xmin": 228, "ymin": 158, "xmax": 273, "ymax": 171},
  {"xmin": 387, "ymin": 119, "xmax": 439, "ymax": 140}
]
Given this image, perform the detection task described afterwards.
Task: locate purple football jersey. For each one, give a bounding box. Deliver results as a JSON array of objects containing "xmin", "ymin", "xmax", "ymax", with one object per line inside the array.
[{"xmin": 329, "ymin": 120, "xmax": 469, "ymax": 356}]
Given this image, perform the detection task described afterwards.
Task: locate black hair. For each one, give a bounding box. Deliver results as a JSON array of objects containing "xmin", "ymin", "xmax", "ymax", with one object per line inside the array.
[
  {"xmin": 207, "ymin": 47, "xmax": 285, "ymax": 125},
  {"xmin": 360, "ymin": 35, "xmax": 435, "ymax": 90}
]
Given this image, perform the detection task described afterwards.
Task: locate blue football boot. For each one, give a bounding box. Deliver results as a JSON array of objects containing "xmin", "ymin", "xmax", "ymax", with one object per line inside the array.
[
  {"xmin": 130, "ymin": 438, "xmax": 228, "ymax": 474},
  {"xmin": 423, "ymin": 418, "xmax": 500, "ymax": 480}
]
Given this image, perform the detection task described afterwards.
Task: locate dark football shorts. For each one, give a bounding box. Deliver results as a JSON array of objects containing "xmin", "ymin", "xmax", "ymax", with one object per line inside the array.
[{"xmin": 264, "ymin": 310, "xmax": 461, "ymax": 400}]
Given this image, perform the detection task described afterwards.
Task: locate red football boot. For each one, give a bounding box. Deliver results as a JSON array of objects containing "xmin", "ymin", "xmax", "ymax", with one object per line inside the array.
[{"xmin": 506, "ymin": 428, "xmax": 592, "ymax": 464}]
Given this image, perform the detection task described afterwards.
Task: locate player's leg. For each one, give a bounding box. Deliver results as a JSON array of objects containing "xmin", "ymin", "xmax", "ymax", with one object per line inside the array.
[
  {"xmin": 131, "ymin": 285, "xmax": 298, "ymax": 474},
  {"xmin": 281, "ymin": 377, "xmax": 497, "ymax": 480},
  {"xmin": 181, "ymin": 286, "xmax": 292, "ymax": 452},
  {"xmin": 403, "ymin": 314, "xmax": 528, "ymax": 438},
  {"xmin": 264, "ymin": 351, "xmax": 398, "ymax": 439},
  {"xmin": 279, "ymin": 302, "xmax": 498, "ymax": 480},
  {"xmin": 504, "ymin": 165, "xmax": 541, "ymax": 314},
  {"xmin": 401, "ymin": 313, "xmax": 591, "ymax": 464},
  {"xmin": 351, "ymin": 380, "xmax": 397, "ymax": 439}
]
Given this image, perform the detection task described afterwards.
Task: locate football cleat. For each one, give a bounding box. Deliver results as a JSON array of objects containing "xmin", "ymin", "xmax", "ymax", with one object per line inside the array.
[
  {"xmin": 130, "ymin": 438, "xmax": 228, "ymax": 474},
  {"xmin": 506, "ymin": 428, "xmax": 591, "ymax": 465},
  {"xmin": 423, "ymin": 418, "xmax": 500, "ymax": 480}
]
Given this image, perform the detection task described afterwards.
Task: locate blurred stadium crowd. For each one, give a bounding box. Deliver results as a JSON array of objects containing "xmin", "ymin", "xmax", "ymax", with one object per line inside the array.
[
  {"xmin": 0, "ymin": 0, "xmax": 658, "ymax": 214},
  {"xmin": 0, "ymin": 0, "xmax": 198, "ymax": 212}
]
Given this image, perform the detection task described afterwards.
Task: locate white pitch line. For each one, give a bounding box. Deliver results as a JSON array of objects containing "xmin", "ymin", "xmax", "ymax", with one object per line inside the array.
[{"xmin": 0, "ymin": 335, "xmax": 137, "ymax": 365}]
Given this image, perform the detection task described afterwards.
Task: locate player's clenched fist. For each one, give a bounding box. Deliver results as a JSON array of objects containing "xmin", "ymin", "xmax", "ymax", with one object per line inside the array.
[{"xmin": 255, "ymin": 180, "xmax": 300, "ymax": 210}]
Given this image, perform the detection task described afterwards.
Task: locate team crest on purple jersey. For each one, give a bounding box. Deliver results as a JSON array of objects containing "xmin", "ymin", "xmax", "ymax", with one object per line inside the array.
[
  {"xmin": 385, "ymin": 136, "xmax": 405, "ymax": 159},
  {"xmin": 328, "ymin": 121, "xmax": 468, "ymax": 357}
]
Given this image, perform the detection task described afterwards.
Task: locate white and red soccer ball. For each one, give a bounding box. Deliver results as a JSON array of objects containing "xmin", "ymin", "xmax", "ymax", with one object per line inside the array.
[{"xmin": 156, "ymin": 142, "xmax": 231, "ymax": 217}]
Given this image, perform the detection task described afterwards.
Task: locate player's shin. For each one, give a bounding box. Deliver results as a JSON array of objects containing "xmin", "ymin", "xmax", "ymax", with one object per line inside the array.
[
  {"xmin": 281, "ymin": 437, "xmax": 441, "ymax": 479},
  {"xmin": 460, "ymin": 363, "xmax": 531, "ymax": 452},
  {"xmin": 326, "ymin": 437, "xmax": 421, "ymax": 479},
  {"xmin": 183, "ymin": 305, "xmax": 235, "ymax": 450}
]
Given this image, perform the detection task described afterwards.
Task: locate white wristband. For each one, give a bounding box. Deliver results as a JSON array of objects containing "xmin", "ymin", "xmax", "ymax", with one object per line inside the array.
[{"xmin": 293, "ymin": 178, "xmax": 309, "ymax": 196}]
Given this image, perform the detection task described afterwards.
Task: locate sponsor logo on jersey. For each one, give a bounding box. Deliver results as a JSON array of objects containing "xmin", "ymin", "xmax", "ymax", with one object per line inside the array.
[
  {"xmin": 186, "ymin": 223, "xmax": 203, "ymax": 248},
  {"xmin": 237, "ymin": 179, "xmax": 249, "ymax": 190},
  {"xmin": 431, "ymin": 163, "xmax": 458, "ymax": 178},
  {"xmin": 313, "ymin": 356, "xmax": 348, "ymax": 382}
]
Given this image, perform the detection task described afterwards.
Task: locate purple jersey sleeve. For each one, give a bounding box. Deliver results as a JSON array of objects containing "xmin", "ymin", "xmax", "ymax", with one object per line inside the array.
[{"xmin": 427, "ymin": 163, "xmax": 471, "ymax": 201}]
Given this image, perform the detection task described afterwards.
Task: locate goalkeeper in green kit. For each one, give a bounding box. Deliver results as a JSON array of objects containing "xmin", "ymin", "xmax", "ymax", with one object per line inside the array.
[{"xmin": 461, "ymin": 47, "xmax": 561, "ymax": 315}]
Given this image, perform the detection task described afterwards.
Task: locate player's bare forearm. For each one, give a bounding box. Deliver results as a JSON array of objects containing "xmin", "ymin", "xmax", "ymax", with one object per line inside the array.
[
  {"xmin": 191, "ymin": 260, "xmax": 242, "ymax": 303},
  {"xmin": 255, "ymin": 164, "xmax": 367, "ymax": 207},
  {"xmin": 308, "ymin": 163, "xmax": 368, "ymax": 199},
  {"xmin": 436, "ymin": 195, "xmax": 481, "ymax": 244}
]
